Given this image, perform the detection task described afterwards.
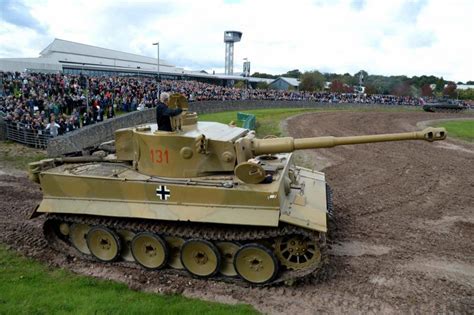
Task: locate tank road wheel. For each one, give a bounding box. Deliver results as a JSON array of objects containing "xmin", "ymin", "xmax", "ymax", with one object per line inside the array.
[
  {"xmin": 131, "ymin": 232, "xmax": 168, "ymax": 269},
  {"xmin": 70, "ymin": 223, "xmax": 91, "ymax": 255},
  {"xmin": 165, "ymin": 236, "xmax": 185, "ymax": 269},
  {"xmin": 234, "ymin": 244, "xmax": 279, "ymax": 284},
  {"xmin": 117, "ymin": 230, "xmax": 135, "ymax": 262},
  {"xmin": 58, "ymin": 222, "xmax": 70, "ymax": 236},
  {"xmin": 216, "ymin": 242, "xmax": 240, "ymax": 277},
  {"xmin": 87, "ymin": 226, "xmax": 121, "ymax": 262},
  {"xmin": 181, "ymin": 239, "xmax": 220, "ymax": 278},
  {"xmin": 274, "ymin": 235, "xmax": 321, "ymax": 270}
]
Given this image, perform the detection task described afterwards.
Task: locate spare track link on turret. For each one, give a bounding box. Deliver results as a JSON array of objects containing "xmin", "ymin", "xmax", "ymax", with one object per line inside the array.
[{"xmin": 43, "ymin": 213, "xmax": 328, "ymax": 286}]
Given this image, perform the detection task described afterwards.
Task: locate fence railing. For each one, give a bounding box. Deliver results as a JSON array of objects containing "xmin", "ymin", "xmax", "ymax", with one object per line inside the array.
[{"xmin": 4, "ymin": 121, "xmax": 53, "ymax": 149}]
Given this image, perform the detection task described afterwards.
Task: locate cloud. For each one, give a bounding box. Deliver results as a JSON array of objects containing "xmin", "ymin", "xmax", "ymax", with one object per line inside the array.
[
  {"xmin": 350, "ymin": 0, "xmax": 366, "ymax": 11},
  {"xmin": 0, "ymin": 0, "xmax": 472, "ymax": 81},
  {"xmin": 0, "ymin": 0, "xmax": 46, "ymax": 32},
  {"xmin": 397, "ymin": 0, "xmax": 428, "ymax": 24},
  {"xmin": 406, "ymin": 31, "xmax": 436, "ymax": 48}
]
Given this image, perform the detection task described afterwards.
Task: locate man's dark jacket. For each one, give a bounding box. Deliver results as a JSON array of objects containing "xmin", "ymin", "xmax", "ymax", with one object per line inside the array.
[{"xmin": 156, "ymin": 102, "xmax": 183, "ymax": 131}]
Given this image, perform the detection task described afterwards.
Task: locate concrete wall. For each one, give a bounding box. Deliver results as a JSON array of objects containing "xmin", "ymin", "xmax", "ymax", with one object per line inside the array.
[
  {"xmin": 0, "ymin": 118, "xmax": 6, "ymax": 141},
  {"xmin": 46, "ymin": 101, "xmax": 415, "ymax": 156},
  {"xmin": 47, "ymin": 109, "xmax": 155, "ymax": 156}
]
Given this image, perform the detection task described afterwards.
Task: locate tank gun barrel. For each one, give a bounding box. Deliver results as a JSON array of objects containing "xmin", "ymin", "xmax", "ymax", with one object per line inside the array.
[{"xmin": 252, "ymin": 127, "xmax": 446, "ymax": 155}]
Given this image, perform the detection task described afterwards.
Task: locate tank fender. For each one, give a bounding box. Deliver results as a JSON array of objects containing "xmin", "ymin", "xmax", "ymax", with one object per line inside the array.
[
  {"xmin": 29, "ymin": 204, "xmax": 42, "ymax": 219},
  {"xmin": 279, "ymin": 167, "xmax": 328, "ymax": 233}
]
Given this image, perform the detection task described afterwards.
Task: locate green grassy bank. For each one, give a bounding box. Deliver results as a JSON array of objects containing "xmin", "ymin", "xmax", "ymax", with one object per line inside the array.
[
  {"xmin": 201, "ymin": 108, "xmax": 318, "ymax": 136},
  {"xmin": 0, "ymin": 246, "xmax": 257, "ymax": 314},
  {"xmin": 434, "ymin": 120, "xmax": 474, "ymax": 142}
]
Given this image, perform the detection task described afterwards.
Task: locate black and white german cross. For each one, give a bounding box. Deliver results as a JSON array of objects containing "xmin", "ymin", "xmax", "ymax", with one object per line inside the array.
[{"xmin": 156, "ymin": 185, "xmax": 171, "ymax": 201}]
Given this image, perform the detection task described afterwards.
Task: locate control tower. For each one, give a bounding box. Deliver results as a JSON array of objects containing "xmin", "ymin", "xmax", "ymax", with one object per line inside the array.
[{"xmin": 224, "ymin": 31, "xmax": 242, "ymax": 75}]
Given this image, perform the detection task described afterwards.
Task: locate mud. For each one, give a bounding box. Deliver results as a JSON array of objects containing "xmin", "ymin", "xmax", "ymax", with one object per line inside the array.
[{"xmin": 1, "ymin": 111, "xmax": 473, "ymax": 314}]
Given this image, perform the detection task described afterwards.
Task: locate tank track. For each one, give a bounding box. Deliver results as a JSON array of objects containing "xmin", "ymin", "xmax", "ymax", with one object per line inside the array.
[
  {"xmin": 43, "ymin": 213, "xmax": 328, "ymax": 286},
  {"xmin": 326, "ymin": 184, "xmax": 334, "ymax": 220}
]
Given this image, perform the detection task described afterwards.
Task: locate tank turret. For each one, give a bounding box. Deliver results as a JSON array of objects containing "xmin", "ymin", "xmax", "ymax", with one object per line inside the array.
[{"xmin": 114, "ymin": 109, "xmax": 446, "ymax": 179}]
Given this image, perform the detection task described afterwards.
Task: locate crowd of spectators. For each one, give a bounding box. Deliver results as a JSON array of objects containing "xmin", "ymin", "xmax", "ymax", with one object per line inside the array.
[
  {"xmin": 160, "ymin": 79, "xmax": 424, "ymax": 105},
  {"xmin": 0, "ymin": 71, "xmax": 440, "ymax": 138},
  {"xmin": 0, "ymin": 72, "xmax": 162, "ymax": 137}
]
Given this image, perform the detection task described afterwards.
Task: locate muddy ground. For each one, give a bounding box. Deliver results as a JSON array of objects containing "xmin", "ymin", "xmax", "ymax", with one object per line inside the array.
[{"xmin": 1, "ymin": 111, "xmax": 473, "ymax": 314}]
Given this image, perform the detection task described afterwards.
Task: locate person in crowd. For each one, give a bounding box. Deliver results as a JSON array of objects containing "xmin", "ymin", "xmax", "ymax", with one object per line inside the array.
[
  {"xmin": 66, "ymin": 118, "xmax": 75, "ymax": 133},
  {"xmin": 106, "ymin": 104, "xmax": 115, "ymax": 119},
  {"xmin": 45, "ymin": 118, "xmax": 60, "ymax": 137}
]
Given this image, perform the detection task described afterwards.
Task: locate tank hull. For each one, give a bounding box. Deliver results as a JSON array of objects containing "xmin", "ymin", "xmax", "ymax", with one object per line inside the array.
[
  {"xmin": 33, "ymin": 153, "xmax": 329, "ymax": 285},
  {"xmin": 35, "ymin": 156, "xmax": 327, "ymax": 233},
  {"xmin": 423, "ymin": 103, "xmax": 467, "ymax": 112}
]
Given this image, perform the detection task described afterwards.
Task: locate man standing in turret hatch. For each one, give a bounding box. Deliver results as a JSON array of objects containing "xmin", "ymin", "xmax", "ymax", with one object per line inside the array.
[{"xmin": 156, "ymin": 92, "xmax": 182, "ymax": 131}]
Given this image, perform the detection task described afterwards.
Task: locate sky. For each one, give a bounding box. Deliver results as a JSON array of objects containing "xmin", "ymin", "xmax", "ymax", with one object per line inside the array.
[{"xmin": 0, "ymin": 0, "xmax": 473, "ymax": 82}]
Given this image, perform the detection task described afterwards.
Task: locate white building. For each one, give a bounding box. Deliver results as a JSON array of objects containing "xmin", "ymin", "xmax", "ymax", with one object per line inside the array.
[
  {"xmin": 0, "ymin": 38, "xmax": 181, "ymax": 76},
  {"xmin": 456, "ymin": 84, "xmax": 474, "ymax": 90},
  {"xmin": 0, "ymin": 38, "xmax": 271, "ymax": 86},
  {"xmin": 268, "ymin": 77, "xmax": 300, "ymax": 90}
]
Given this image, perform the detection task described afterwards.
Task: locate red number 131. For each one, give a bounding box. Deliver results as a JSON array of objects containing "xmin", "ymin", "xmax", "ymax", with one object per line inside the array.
[{"xmin": 150, "ymin": 149, "xmax": 169, "ymax": 164}]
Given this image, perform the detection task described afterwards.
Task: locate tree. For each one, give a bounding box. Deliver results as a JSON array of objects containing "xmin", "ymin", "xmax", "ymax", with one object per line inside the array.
[
  {"xmin": 299, "ymin": 70, "xmax": 325, "ymax": 92},
  {"xmin": 282, "ymin": 69, "xmax": 302, "ymax": 78},
  {"xmin": 434, "ymin": 77, "xmax": 445, "ymax": 93},
  {"xmin": 234, "ymin": 81, "xmax": 246, "ymax": 89},
  {"xmin": 421, "ymin": 84, "xmax": 433, "ymax": 97},
  {"xmin": 410, "ymin": 75, "xmax": 439, "ymax": 88},
  {"xmin": 251, "ymin": 72, "xmax": 276, "ymax": 79},
  {"xmin": 330, "ymin": 80, "xmax": 345, "ymax": 93},
  {"xmin": 391, "ymin": 82, "xmax": 411, "ymax": 96},
  {"xmin": 341, "ymin": 73, "xmax": 357, "ymax": 86},
  {"xmin": 443, "ymin": 83, "xmax": 457, "ymax": 98},
  {"xmin": 364, "ymin": 84, "xmax": 377, "ymax": 95},
  {"xmin": 256, "ymin": 81, "xmax": 269, "ymax": 90},
  {"xmin": 330, "ymin": 80, "xmax": 353, "ymax": 93},
  {"xmin": 458, "ymin": 88, "xmax": 474, "ymax": 100}
]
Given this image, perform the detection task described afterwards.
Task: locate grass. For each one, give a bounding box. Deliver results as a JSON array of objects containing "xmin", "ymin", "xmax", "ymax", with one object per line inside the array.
[
  {"xmin": 201, "ymin": 108, "xmax": 320, "ymax": 137},
  {"xmin": 0, "ymin": 245, "xmax": 258, "ymax": 315},
  {"xmin": 200, "ymin": 106, "xmax": 420, "ymax": 137},
  {"xmin": 0, "ymin": 141, "xmax": 47, "ymax": 170},
  {"xmin": 434, "ymin": 120, "xmax": 474, "ymax": 142}
]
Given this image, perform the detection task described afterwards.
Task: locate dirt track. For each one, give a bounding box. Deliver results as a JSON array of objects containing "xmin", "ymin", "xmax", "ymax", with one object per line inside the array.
[{"xmin": 1, "ymin": 111, "xmax": 473, "ymax": 314}]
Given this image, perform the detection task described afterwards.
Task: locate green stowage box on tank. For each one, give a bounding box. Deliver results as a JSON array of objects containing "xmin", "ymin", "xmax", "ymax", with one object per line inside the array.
[{"xmin": 28, "ymin": 95, "xmax": 447, "ymax": 285}]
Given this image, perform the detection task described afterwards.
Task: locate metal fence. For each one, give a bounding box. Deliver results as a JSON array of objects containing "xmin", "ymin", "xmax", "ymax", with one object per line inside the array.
[{"xmin": 4, "ymin": 121, "xmax": 53, "ymax": 149}]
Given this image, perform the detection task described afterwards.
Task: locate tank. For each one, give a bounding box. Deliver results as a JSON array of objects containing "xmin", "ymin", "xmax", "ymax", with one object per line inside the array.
[
  {"xmin": 28, "ymin": 99, "xmax": 447, "ymax": 285},
  {"xmin": 422, "ymin": 99, "xmax": 468, "ymax": 112}
]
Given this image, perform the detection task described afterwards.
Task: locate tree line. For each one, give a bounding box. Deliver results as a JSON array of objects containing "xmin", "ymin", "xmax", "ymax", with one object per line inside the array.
[{"xmin": 251, "ymin": 69, "xmax": 474, "ymax": 100}]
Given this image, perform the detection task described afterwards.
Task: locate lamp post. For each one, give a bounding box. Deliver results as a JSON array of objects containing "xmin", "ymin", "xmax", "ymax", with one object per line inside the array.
[
  {"xmin": 152, "ymin": 42, "xmax": 160, "ymax": 99},
  {"xmin": 243, "ymin": 58, "xmax": 250, "ymax": 89},
  {"xmin": 82, "ymin": 63, "xmax": 89, "ymax": 112}
]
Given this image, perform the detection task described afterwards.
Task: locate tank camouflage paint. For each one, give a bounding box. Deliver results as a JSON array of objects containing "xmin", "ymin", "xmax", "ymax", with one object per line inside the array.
[{"xmin": 29, "ymin": 97, "xmax": 447, "ymax": 284}]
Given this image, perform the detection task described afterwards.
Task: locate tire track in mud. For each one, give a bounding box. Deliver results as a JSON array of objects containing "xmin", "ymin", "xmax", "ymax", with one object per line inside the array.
[{"xmin": 0, "ymin": 111, "xmax": 473, "ymax": 314}]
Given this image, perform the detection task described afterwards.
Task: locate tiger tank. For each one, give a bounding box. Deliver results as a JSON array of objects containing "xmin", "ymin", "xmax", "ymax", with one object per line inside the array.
[{"xmin": 28, "ymin": 96, "xmax": 447, "ymax": 285}]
